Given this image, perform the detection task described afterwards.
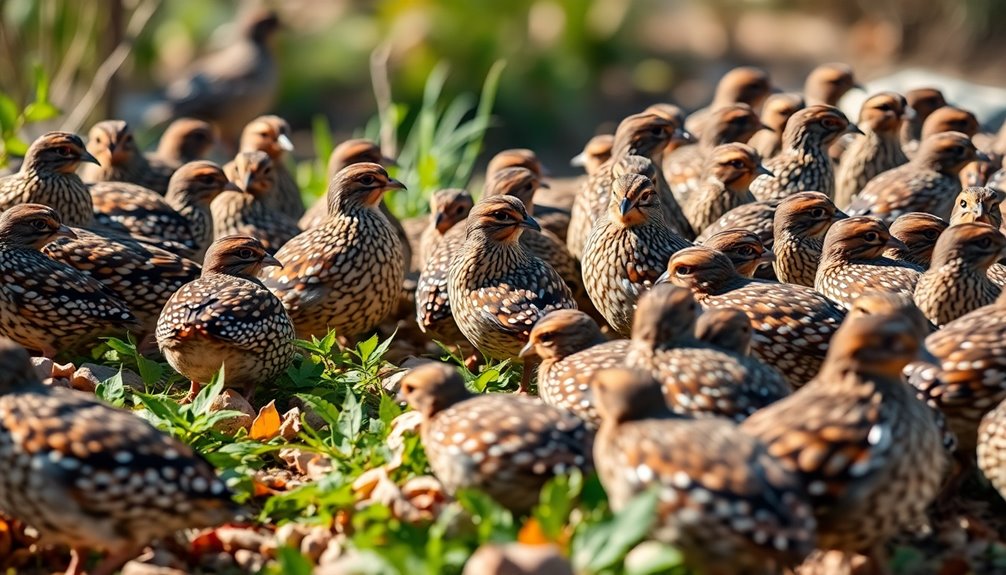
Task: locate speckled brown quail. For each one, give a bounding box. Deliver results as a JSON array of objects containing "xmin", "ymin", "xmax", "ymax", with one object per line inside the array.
[
  {"xmin": 145, "ymin": 118, "xmax": 215, "ymax": 170},
  {"xmin": 701, "ymin": 228, "xmax": 775, "ymax": 279},
  {"xmin": 568, "ymin": 112, "xmax": 685, "ymax": 258},
  {"xmin": 43, "ymin": 228, "xmax": 200, "ymax": 336},
  {"xmin": 570, "ymin": 134, "xmax": 614, "ymax": 175},
  {"xmin": 884, "ymin": 212, "xmax": 948, "ymax": 267},
  {"xmin": 741, "ymin": 312, "xmax": 947, "ymax": 562},
  {"xmin": 978, "ymin": 397, "xmax": 1006, "ymax": 500},
  {"xmin": 215, "ymin": 150, "xmax": 301, "ymax": 252},
  {"xmin": 835, "ymin": 92, "xmax": 910, "ymax": 210},
  {"xmin": 848, "ymin": 131, "xmax": 983, "ymax": 224},
  {"xmin": 261, "ymin": 162, "xmax": 405, "ymax": 340},
  {"xmin": 582, "ymin": 172, "xmax": 691, "ymax": 335},
  {"xmin": 815, "ymin": 216, "xmax": 923, "ymax": 310},
  {"xmin": 0, "ymin": 204, "xmax": 138, "ymax": 357},
  {"xmin": 90, "ymin": 161, "xmax": 238, "ymax": 259},
  {"xmin": 684, "ymin": 66, "xmax": 771, "ymax": 140},
  {"xmin": 919, "ymin": 105, "xmax": 980, "ymax": 142},
  {"xmin": 683, "ymin": 143, "xmax": 767, "ymax": 235},
  {"xmin": 80, "ymin": 120, "xmax": 173, "ymax": 194},
  {"xmin": 747, "ymin": 92, "xmax": 805, "ymax": 161},
  {"xmin": 803, "ymin": 62, "xmax": 860, "ymax": 107},
  {"xmin": 448, "ymin": 196, "xmax": 576, "ymax": 392},
  {"xmin": 901, "ymin": 88, "xmax": 947, "ymax": 148},
  {"xmin": 0, "ymin": 132, "xmax": 98, "ymax": 226},
  {"xmin": 645, "ymin": 103, "xmax": 690, "ymax": 156},
  {"xmin": 591, "ymin": 367, "xmax": 815, "ymax": 575},
  {"xmin": 914, "ymin": 223, "xmax": 1005, "ymax": 327},
  {"xmin": 695, "ymin": 199, "xmax": 778, "ymax": 246},
  {"xmin": 950, "ymin": 186, "xmax": 1004, "ymax": 228},
  {"xmin": 664, "ymin": 246, "xmax": 845, "ymax": 388},
  {"xmin": 0, "ymin": 338, "xmax": 238, "ymax": 575},
  {"xmin": 625, "ymin": 284, "xmax": 791, "ymax": 421},
  {"xmin": 398, "ymin": 362, "xmax": 593, "ymax": 513},
  {"xmin": 229, "ymin": 115, "xmax": 302, "ymax": 218},
  {"xmin": 749, "ymin": 106, "xmax": 858, "ymax": 201},
  {"xmin": 695, "ymin": 307, "xmax": 754, "ymax": 355},
  {"xmin": 771, "ymin": 191, "xmax": 846, "ymax": 287},
  {"xmin": 485, "ymin": 149, "xmax": 570, "ymax": 241},
  {"xmin": 157, "ymin": 235, "xmax": 294, "ymax": 399},
  {"xmin": 417, "ymin": 188, "xmax": 474, "ymax": 265},
  {"xmin": 519, "ymin": 310, "xmax": 628, "ymax": 427},
  {"xmin": 665, "ymin": 104, "xmax": 763, "ymax": 209}
]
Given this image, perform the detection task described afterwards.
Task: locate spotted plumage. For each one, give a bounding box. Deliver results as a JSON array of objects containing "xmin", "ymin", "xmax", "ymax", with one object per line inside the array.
[
  {"xmin": 261, "ymin": 162, "xmax": 405, "ymax": 340},
  {"xmin": 695, "ymin": 199, "xmax": 777, "ymax": 246},
  {"xmin": 80, "ymin": 120, "xmax": 173, "ymax": 194},
  {"xmin": 884, "ymin": 212, "xmax": 948, "ymax": 267},
  {"xmin": 582, "ymin": 171, "xmax": 691, "ymax": 335},
  {"xmin": 835, "ymin": 92, "xmax": 909, "ymax": 210},
  {"xmin": 949, "ymin": 187, "xmax": 1006, "ymax": 286},
  {"xmin": 0, "ymin": 204, "xmax": 138, "ymax": 357},
  {"xmin": 299, "ymin": 139, "xmax": 394, "ymax": 230},
  {"xmin": 815, "ymin": 217, "xmax": 923, "ymax": 310},
  {"xmin": 747, "ymin": 92, "xmax": 805, "ymax": 161},
  {"xmin": 742, "ymin": 312, "xmax": 946, "ymax": 560},
  {"xmin": 749, "ymin": 105, "xmax": 857, "ymax": 201},
  {"xmin": 978, "ymin": 397, "xmax": 1006, "ymax": 501},
  {"xmin": 157, "ymin": 235, "xmax": 294, "ymax": 397},
  {"xmin": 398, "ymin": 362, "xmax": 593, "ymax": 513},
  {"xmin": 664, "ymin": 246, "xmax": 845, "ymax": 388},
  {"xmin": 215, "ymin": 150, "xmax": 301, "ymax": 252},
  {"xmin": 772, "ymin": 191, "xmax": 846, "ymax": 287},
  {"xmin": 591, "ymin": 367, "xmax": 815, "ymax": 575},
  {"xmin": 0, "ymin": 338, "xmax": 237, "ymax": 575},
  {"xmin": 683, "ymin": 143, "xmax": 767, "ymax": 235},
  {"xmin": 0, "ymin": 132, "xmax": 98, "ymax": 226}
]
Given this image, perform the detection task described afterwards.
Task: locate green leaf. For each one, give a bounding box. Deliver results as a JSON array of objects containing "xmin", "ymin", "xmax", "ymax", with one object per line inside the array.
[
  {"xmin": 136, "ymin": 355, "xmax": 163, "ymax": 387},
  {"xmin": 0, "ymin": 93, "xmax": 18, "ymax": 135},
  {"xmin": 296, "ymin": 393, "xmax": 341, "ymax": 429},
  {"xmin": 580, "ymin": 488, "xmax": 660, "ymax": 571},
  {"xmin": 3, "ymin": 135, "xmax": 28, "ymax": 157},
  {"xmin": 625, "ymin": 541, "xmax": 685, "ymax": 575},
  {"xmin": 95, "ymin": 369, "xmax": 127, "ymax": 408},
  {"xmin": 338, "ymin": 391, "xmax": 363, "ymax": 441},
  {"xmin": 22, "ymin": 101, "xmax": 60, "ymax": 123},
  {"xmin": 190, "ymin": 367, "xmax": 225, "ymax": 417},
  {"xmin": 356, "ymin": 333, "xmax": 379, "ymax": 363},
  {"xmin": 271, "ymin": 546, "xmax": 314, "ymax": 575},
  {"xmin": 33, "ymin": 64, "xmax": 51, "ymax": 104},
  {"xmin": 378, "ymin": 392, "xmax": 402, "ymax": 426},
  {"xmin": 533, "ymin": 469, "xmax": 582, "ymax": 540}
]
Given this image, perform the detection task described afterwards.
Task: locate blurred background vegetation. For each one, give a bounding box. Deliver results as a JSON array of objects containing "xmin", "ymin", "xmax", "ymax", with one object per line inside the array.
[{"xmin": 3, "ymin": 0, "xmax": 1006, "ymax": 176}]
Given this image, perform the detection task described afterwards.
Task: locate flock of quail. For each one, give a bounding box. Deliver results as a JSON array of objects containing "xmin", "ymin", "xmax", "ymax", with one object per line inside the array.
[{"xmin": 5, "ymin": 9, "xmax": 1006, "ymax": 575}]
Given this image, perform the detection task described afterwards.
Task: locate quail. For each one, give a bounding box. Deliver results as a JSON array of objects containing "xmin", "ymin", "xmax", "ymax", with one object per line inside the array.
[
  {"xmin": 683, "ymin": 142, "xmax": 768, "ymax": 235},
  {"xmin": 684, "ymin": 66, "xmax": 771, "ymax": 139},
  {"xmin": 215, "ymin": 150, "xmax": 301, "ymax": 252},
  {"xmin": 695, "ymin": 307, "xmax": 754, "ymax": 355},
  {"xmin": 80, "ymin": 120, "xmax": 174, "ymax": 194},
  {"xmin": 485, "ymin": 148, "xmax": 548, "ymax": 182},
  {"xmin": 914, "ymin": 223, "xmax": 1005, "ymax": 327},
  {"xmin": 772, "ymin": 191, "xmax": 846, "ymax": 287},
  {"xmin": 978, "ymin": 397, "xmax": 1006, "ymax": 501},
  {"xmin": 949, "ymin": 186, "xmax": 1004, "ymax": 229},
  {"xmin": 835, "ymin": 92, "xmax": 910, "ymax": 210},
  {"xmin": 261, "ymin": 162, "xmax": 405, "ymax": 341},
  {"xmin": 645, "ymin": 103, "xmax": 690, "ymax": 156},
  {"xmin": 901, "ymin": 87, "xmax": 947, "ymax": 148},
  {"xmin": 919, "ymin": 105, "xmax": 980, "ymax": 142},
  {"xmin": 664, "ymin": 246, "xmax": 845, "ymax": 388},
  {"xmin": 885, "ymin": 212, "xmax": 948, "ymax": 267},
  {"xmin": 90, "ymin": 161, "xmax": 238, "ymax": 259},
  {"xmin": 803, "ymin": 62, "xmax": 860, "ymax": 107},
  {"xmin": 0, "ymin": 204, "xmax": 138, "ymax": 357},
  {"xmin": 230, "ymin": 115, "xmax": 302, "ymax": 218},
  {"xmin": 157, "ymin": 235, "xmax": 294, "ymax": 399},
  {"xmin": 417, "ymin": 188, "xmax": 474, "ymax": 265},
  {"xmin": 848, "ymin": 131, "xmax": 983, "ymax": 224},
  {"xmin": 0, "ymin": 132, "xmax": 99, "ymax": 227},
  {"xmin": 568, "ymin": 112, "xmax": 685, "ymax": 259},
  {"xmin": 701, "ymin": 228, "xmax": 775, "ymax": 279},
  {"xmin": 815, "ymin": 216, "xmax": 923, "ymax": 310},
  {"xmin": 145, "ymin": 118, "xmax": 215, "ymax": 170},
  {"xmin": 695, "ymin": 199, "xmax": 778, "ymax": 247},
  {"xmin": 398, "ymin": 362, "xmax": 593, "ymax": 513},
  {"xmin": 741, "ymin": 312, "xmax": 947, "ymax": 563},
  {"xmin": 570, "ymin": 134, "xmax": 614, "ymax": 175},
  {"xmin": 749, "ymin": 105, "xmax": 859, "ymax": 201},
  {"xmin": 582, "ymin": 171, "xmax": 691, "ymax": 335},
  {"xmin": 591, "ymin": 367, "xmax": 815, "ymax": 575},
  {"xmin": 43, "ymin": 228, "xmax": 201, "ymax": 337},
  {"xmin": 146, "ymin": 9, "xmax": 280, "ymax": 146},
  {"xmin": 485, "ymin": 149, "xmax": 570, "ymax": 241},
  {"xmin": 665, "ymin": 103, "xmax": 763, "ymax": 210},
  {"xmin": 747, "ymin": 92, "xmax": 805, "ymax": 161},
  {"xmin": 0, "ymin": 338, "xmax": 238, "ymax": 575},
  {"xmin": 519, "ymin": 309, "xmax": 629, "ymax": 427},
  {"xmin": 625, "ymin": 284, "xmax": 791, "ymax": 422}
]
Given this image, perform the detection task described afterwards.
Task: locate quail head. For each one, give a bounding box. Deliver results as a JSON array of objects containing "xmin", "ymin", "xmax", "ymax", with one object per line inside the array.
[
  {"xmin": 0, "ymin": 337, "xmax": 238, "ymax": 575},
  {"xmin": 164, "ymin": 160, "xmax": 240, "ymax": 260},
  {"xmin": 747, "ymin": 92, "xmax": 805, "ymax": 160},
  {"xmin": 695, "ymin": 307, "xmax": 754, "ymax": 355},
  {"xmin": 684, "ymin": 66, "xmax": 771, "ymax": 139},
  {"xmin": 398, "ymin": 362, "xmax": 593, "ymax": 513},
  {"xmin": 0, "ymin": 131, "xmax": 98, "ymax": 227},
  {"xmin": 885, "ymin": 212, "xmax": 949, "ymax": 267},
  {"xmin": 570, "ymin": 134, "xmax": 614, "ymax": 175},
  {"xmin": 147, "ymin": 118, "xmax": 215, "ymax": 169},
  {"xmin": 741, "ymin": 312, "xmax": 947, "ymax": 560},
  {"xmin": 234, "ymin": 115, "xmax": 302, "ymax": 218},
  {"xmin": 0, "ymin": 204, "xmax": 138, "ymax": 357},
  {"xmin": 901, "ymin": 87, "xmax": 947, "ymax": 146},
  {"xmin": 772, "ymin": 191, "xmax": 846, "ymax": 287},
  {"xmin": 81, "ymin": 119, "xmax": 173, "ymax": 193},
  {"xmin": 683, "ymin": 142, "xmax": 767, "ymax": 235},
  {"xmin": 950, "ymin": 186, "xmax": 1004, "ymax": 228},
  {"xmin": 418, "ymin": 188, "xmax": 474, "ymax": 264},
  {"xmin": 215, "ymin": 150, "xmax": 301, "ymax": 252},
  {"xmin": 701, "ymin": 228, "xmax": 774, "ymax": 279},
  {"xmin": 920, "ymin": 105, "xmax": 980, "ymax": 141},
  {"xmin": 803, "ymin": 62, "xmax": 860, "ymax": 106},
  {"xmin": 157, "ymin": 235, "xmax": 294, "ymax": 399},
  {"xmin": 261, "ymin": 162, "xmax": 405, "ymax": 340},
  {"xmin": 590, "ymin": 367, "xmax": 815, "ymax": 575},
  {"xmin": 835, "ymin": 91, "xmax": 910, "ymax": 210}
]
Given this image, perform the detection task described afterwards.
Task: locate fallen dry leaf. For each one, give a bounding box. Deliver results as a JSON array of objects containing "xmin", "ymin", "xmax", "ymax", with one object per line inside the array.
[{"xmin": 250, "ymin": 400, "xmax": 282, "ymax": 440}]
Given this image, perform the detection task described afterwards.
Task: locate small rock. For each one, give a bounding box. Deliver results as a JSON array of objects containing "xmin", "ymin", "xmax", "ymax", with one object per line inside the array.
[
  {"xmin": 274, "ymin": 522, "xmax": 309, "ymax": 551},
  {"xmin": 210, "ymin": 390, "xmax": 255, "ymax": 434},
  {"xmin": 233, "ymin": 549, "xmax": 265, "ymax": 573},
  {"xmin": 317, "ymin": 537, "xmax": 345, "ymax": 566},
  {"xmin": 29, "ymin": 357, "xmax": 53, "ymax": 381},
  {"xmin": 78, "ymin": 363, "xmax": 145, "ymax": 390},
  {"xmin": 463, "ymin": 543, "xmax": 573, "ymax": 575},
  {"xmin": 300, "ymin": 526, "xmax": 333, "ymax": 562}
]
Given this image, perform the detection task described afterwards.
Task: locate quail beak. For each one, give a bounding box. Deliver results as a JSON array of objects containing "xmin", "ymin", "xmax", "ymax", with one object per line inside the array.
[
  {"xmin": 755, "ymin": 164, "xmax": 773, "ymax": 177},
  {"xmin": 518, "ymin": 339, "xmax": 536, "ymax": 359},
  {"xmin": 537, "ymin": 180, "xmax": 551, "ymax": 189},
  {"xmin": 885, "ymin": 236, "xmax": 909, "ymax": 252},
  {"xmin": 976, "ymin": 203, "xmax": 987, "ymax": 219},
  {"xmin": 434, "ymin": 212, "xmax": 447, "ymax": 229},
  {"xmin": 79, "ymin": 149, "xmax": 101, "ymax": 166},
  {"xmin": 845, "ymin": 123, "xmax": 865, "ymax": 135},
  {"xmin": 975, "ymin": 150, "xmax": 992, "ymax": 163},
  {"xmin": 570, "ymin": 151, "xmax": 587, "ymax": 167},
  {"xmin": 277, "ymin": 133, "xmax": 295, "ymax": 152},
  {"xmin": 54, "ymin": 224, "xmax": 78, "ymax": 240},
  {"xmin": 619, "ymin": 197, "xmax": 636, "ymax": 217},
  {"xmin": 903, "ymin": 106, "xmax": 918, "ymax": 121},
  {"xmin": 242, "ymin": 172, "xmax": 255, "ymax": 193},
  {"xmin": 675, "ymin": 128, "xmax": 694, "ymax": 143},
  {"xmin": 758, "ymin": 249, "xmax": 776, "ymax": 265},
  {"xmin": 656, "ymin": 269, "xmax": 671, "ymax": 284},
  {"xmin": 222, "ymin": 180, "xmax": 242, "ymax": 193},
  {"xmin": 261, "ymin": 254, "xmax": 283, "ymax": 269},
  {"xmin": 385, "ymin": 178, "xmax": 407, "ymax": 191},
  {"xmin": 520, "ymin": 214, "xmax": 542, "ymax": 232},
  {"xmin": 833, "ymin": 209, "xmax": 849, "ymax": 221}
]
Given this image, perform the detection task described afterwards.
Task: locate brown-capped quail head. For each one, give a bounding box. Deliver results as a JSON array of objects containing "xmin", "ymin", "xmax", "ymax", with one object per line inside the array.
[
  {"xmin": 835, "ymin": 92, "xmax": 910, "ymax": 210},
  {"xmin": 148, "ymin": 118, "xmax": 215, "ymax": 169},
  {"xmin": 683, "ymin": 142, "xmax": 766, "ymax": 235},
  {"xmin": 747, "ymin": 92, "xmax": 805, "ymax": 160},
  {"xmin": 701, "ymin": 228, "xmax": 774, "ymax": 279},
  {"xmin": 803, "ymin": 62, "xmax": 860, "ymax": 106},
  {"xmin": 772, "ymin": 191, "xmax": 846, "ymax": 287},
  {"xmin": 0, "ymin": 132, "xmax": 98, "ymax": 227},
  {"xmin": 81, "ymin": 120, "xmax": 173, "ymax": 193},
  {"xmin": 885, "ymin": 212, "xmax": 949, "ymax": 267}
]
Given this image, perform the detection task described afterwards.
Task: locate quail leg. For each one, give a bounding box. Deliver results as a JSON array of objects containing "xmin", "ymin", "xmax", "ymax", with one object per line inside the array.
[
  {"xmin": 519, "ymin": 361, "xmax": 533, "ymax": 394},
  {"xmin": 183, "ymin": 380, "xmax": 202, "ymax": 403},
  {"xmin": 66, "ymin": 548, "xmax": 87, "ymax": 575}
]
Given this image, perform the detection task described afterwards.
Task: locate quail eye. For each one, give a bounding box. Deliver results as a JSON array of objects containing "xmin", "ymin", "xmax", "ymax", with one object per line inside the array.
[
  {"xmin": 649, "ymin": 126, "xmax": 664, "ymax": 136},
  {"xmin": 31, "ymin": 219, "xmax": 49, "ymax": 230},
  {"xmin": 738, "ymin": 246, "xmax": 754, "ymax": 256},
  {"xmin": 961, "ymin": 199, "xmax": 969, "ymax": 208},
  {"xmin": 810, "ymin": 208, "xmax": 825, "ymax": 218},
  {"xmin": 359, "ymin": 175, "xmax": 376, "ymax": 186},
  {"xmin": 238, "ymin": 248, "xmax": 255, "ymax": 259},
  {"xmin": 729, "ymin": 160, "xmax": 744, "ymax": 169},
  {"xmin": 865, "ymin": 232, "xmax": 879, "ymax": 242},
  {"xmin": 979, "ymin": 237, "xmax": 992, "ymax": 248},
  {"xmin": 56, "ymin": 146, "xmax": 72, "ymax": 156},
  {"xmin": 675, "ymin": 265, "xmax": 692, "ymax": 276},
  {"xmin": 537, "ymin": 332, "xmax": 554, "ymax": 343},
  {"xmin": 924, "ymin": 230, "xmax": 938, "ymax": 239}
]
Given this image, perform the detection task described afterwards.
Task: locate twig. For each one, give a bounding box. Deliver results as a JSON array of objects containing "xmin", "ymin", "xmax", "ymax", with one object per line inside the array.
[
  {"xmin": 60, "ymin": 0, "xmax": 159, "ymax": 134},
  {"xmin": 50, "ymin": 2, "xmax": 99, "ymax": 104},
  {"xmin": 369, "ymin": 42, "xmax": 396, "ymax": 158}
]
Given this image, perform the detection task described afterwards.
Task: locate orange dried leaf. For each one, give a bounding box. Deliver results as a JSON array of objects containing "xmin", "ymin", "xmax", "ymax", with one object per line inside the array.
[
  {"xmin": 250, "ymin": 400, "xmax": 282, "ymax": 440},
  {"xmin": 517, "ymin": 517, "xmax": 552, "ymax": 546}
]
